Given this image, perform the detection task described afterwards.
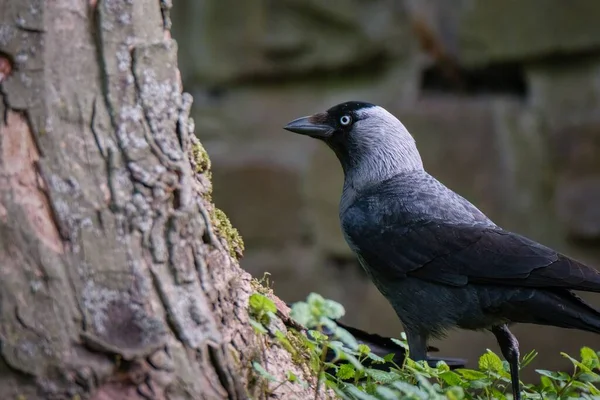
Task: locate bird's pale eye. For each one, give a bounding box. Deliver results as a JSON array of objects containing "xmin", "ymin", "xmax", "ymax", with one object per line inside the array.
[{"xmin": 340, "ymin": 115, "xmax": 352, "ymax": 126}]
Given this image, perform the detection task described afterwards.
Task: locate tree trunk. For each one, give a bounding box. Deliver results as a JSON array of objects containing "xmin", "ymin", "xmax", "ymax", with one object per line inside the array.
[{"xmin": 0, "ymin": 1, "xmax": 322, "ymax": 399}]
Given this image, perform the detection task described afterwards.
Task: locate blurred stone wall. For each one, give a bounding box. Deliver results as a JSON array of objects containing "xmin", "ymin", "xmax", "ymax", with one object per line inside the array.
[{"xmin": 172, "ymin": 0, "xmax": 600, "ymax": 377}]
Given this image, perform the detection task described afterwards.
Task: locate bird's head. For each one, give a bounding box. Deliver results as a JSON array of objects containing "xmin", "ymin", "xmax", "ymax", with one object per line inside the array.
[{"xmin": 284, "ymin": 101, "xmax": 423, "ymax": 187}]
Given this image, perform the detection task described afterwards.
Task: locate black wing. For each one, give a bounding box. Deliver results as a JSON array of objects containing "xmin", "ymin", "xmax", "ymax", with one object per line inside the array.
[{"xmin": 343, "ymin": 210, "xmax": 600, "ymax": 292}]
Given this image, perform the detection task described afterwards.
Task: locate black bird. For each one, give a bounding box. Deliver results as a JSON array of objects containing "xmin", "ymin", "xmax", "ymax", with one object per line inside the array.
[{"xmin": 284, "ymin": 101, "xmax": 600, "ymax": 399}]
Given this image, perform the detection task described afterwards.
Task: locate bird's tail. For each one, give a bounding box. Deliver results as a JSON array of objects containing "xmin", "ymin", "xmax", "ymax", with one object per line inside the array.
[{"xmin": 513, "ymin": 290, "xmax": 600, "ymax": 334}]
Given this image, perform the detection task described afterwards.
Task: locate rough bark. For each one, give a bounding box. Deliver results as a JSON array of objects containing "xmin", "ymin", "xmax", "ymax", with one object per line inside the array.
[{"xmin": 0, "ymin": 1, "xmax": 324, "ymax": 399}]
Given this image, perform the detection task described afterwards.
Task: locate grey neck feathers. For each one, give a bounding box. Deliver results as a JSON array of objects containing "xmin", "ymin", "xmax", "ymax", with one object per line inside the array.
[{"xmin": 342, "ymin": 107, "xmax": 424, "ymax": 195}]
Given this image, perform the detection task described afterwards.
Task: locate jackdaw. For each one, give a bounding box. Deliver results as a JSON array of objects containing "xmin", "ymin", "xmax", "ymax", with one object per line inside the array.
[{"xmin": 284, "ymin": 101, "xmax": 600, "ymax": 400}]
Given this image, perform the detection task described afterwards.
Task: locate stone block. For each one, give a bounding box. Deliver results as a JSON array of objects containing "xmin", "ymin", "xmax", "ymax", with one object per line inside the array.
[
  {"xmin": 552, "ymin": 121, "xmax": 600, "ymax": 176},
  {"xmin": 191, "ymin": 55, "xmax": 421, "ymax": 142},
  {"xmin": 210, "ymin": 158, "xmax": 309, "ymax": 248},
  {"xmin": 239, "ymin": 245, "xmax": 322, "ymax": 299},
  {"xmin": 553, "ymin": 121, "xmax": 600, "ymax": 240},
  {"xmin": 458, "ymin": 0, "xmax": 600, "ymax": 66},
  {"xmin": 172, "ymin": 0, "xmax": 413, "ymax": 83},
  {"xmin": 527, "ymin": 57, "xmax": 600, "ymax": 128},
  {"xmin": 303, "ymin": 145, "xmax": 348, "ymax": 257},
  {"xmin": 556, "ymin": 178, "xmax": 600, "ymax": 241}
]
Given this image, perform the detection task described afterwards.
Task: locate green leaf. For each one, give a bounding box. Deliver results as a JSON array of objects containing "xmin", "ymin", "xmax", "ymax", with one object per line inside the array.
[
  {"xmin": 265, "ymin": 310, "xmax": 278, "ymax": 323},
  {"xmin": 561, "ymin": 351, "xmax": 591, "ymax": 372},
  {"xmin": 306, "ymin": 293, "xmax": 325, "ymax": 305},
  {"xmin": 320, "ymin": 316, "xmax": 338, "ymax": 332},
  {"xmin": 405, "ymin": 361, "xmax": 434, "ymax": 379},
  {"xmin": 578, "ymin": 371, "xmax": 600, "ymax": 383},
  {"xmin": 439, "ymin": 371, "xmax": 464, "ymax": 386},
  {"xmin": 309, "ymin": 352, "xmax": 321, "ymax": 373},
  {"xmin": 286, "ymin": 371, "xmax": 297, "ymax": 382},
  {"xmin": 252, "ymin": 362, "xmax": 277, "ymax": 382},
  {"xmin": 291, "ymin": 294, "xmax": 347, "ymax": 329},
  {"xmin": 308, "ymin": 329, "xmax": 328, "ymax": 342},
  {"xmin": 415, "ymin": 373, "xmax": 438, "ymax": 393},
  {"xmin": 375, "ymin": 386, "xmax": 400, "ymax": 400},
  {"xmin": 390, "ymin": 337, "xmax": 409, "ymax": 350},
  {"xmin": 328, "ymin": 340, "xmax": 357, "ymax": 359},
  {"xmin": 364, "ymin": 368, "xmax": 398, "ymax": 384},
  {"xmin": 290, "ymin": 302, "xmax": 314, "ymax": 327},
  {"xmin": 341, "ymin": 351, "xmax": 365, "ymax": 372},
  {"xmin": 445, "ymin": 386, "xmax": 465, "ymax": 400},
  {"xmin": 334, "ymin": 326, "xmax": 359, "ymax": 350},
  {"xmin": 345, "ymin": 385, "xmax": 380, "ymax": 400},
  {"xmin": 336, "ymin": 363, "xmax": 356, "ymax": 380},
  {"xmin": 383, "ymin": 353, "xmax": 396, "ymax": 363},
  {"xmin": 586, "ymin": 381, "xmax": 600, "ymax": 395},
  {"xmin": 467, "ymin": 378, "xmax": 493, "ymax": 389},
  {"xmin": 521, "ymin": 349, "xmax": 538, "ymax": 369},
  {"xmin": 569, "ymin": 380, "xmax": 591, "ymax": 391},
  {"xmin": 479, "ymin": 350, "xmax": 504, "ymax": 373},
  {"xmin": 249, "ymin": 293, "xmax": 277, "ymax": 314},
  {"xmin": 536, "ymin": 369, "xmax": 569, "ymax": 381},
  {"xmin": 366, "ymin": 351, "xmax": 385, "ymax": 364},
  {"xmin": 357, "ymin": 344, "xmax": 371, "ymax": 356},
  {"xmin": 435, "ymin": 360, "xmax": 450, "ymax": 372},
  {"xmin": 489, "ymin": 387, "xmax": 507, "ymax": 400},
  {"xmin": 581, "ymin": 346, "xmax": 599, "ymax": 369},
  {"xmin": 249, "ymin": 318, "xmax": 267, "ymax": 334},
  {"xmin": 391, "ymin": 380, "xmax": 428, "ymax": 399},
  {"xmin": 540, "ymin": 375, "xmax": 555, "ymax": 389},
  {"xmin": 306, "ymin": 293, "xmax": 346, "ymax": 320},
  {"xmin": 322, "ymin": 299, "xmax": 345, "ymax": 320},
  {"xmin": 455, "ymin": 369, "xmax": 488, "ymax": 380},
  {"xmin": 364, "ymin": 380, "xmax": 378, "ymax": 395},
  {"xmin": 325, "ymin": 379, "xmax": 352, "ymax": 400}
]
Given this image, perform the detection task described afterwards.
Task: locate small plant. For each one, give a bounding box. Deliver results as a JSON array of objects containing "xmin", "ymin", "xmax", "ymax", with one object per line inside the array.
[
  {"xmin": 248, "ymin": 292, "xmax": 600, "ymax": 399},
  {"xmin": 534, "ymin": 348, "xmax": 600, "ymax": 399},
  {"xmin": 248, "ymin": 292, "xmax": 278, "ymax": 333}
]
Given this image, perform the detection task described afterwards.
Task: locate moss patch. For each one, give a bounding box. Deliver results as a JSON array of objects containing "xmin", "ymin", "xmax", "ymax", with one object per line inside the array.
[
  {"xmin": 210, "ymin": 207, "xmax": 244, "ymax": 259},
  {"xmin": 189, "ymin": 137, "xmax": 213, "ymax": 200},
  {"xmin": 189, "ymin": 137, "xmax": 244, "ymax": 259},
  {"xmin": 250, "ymin": 273, "xmax": 274, "ymax": 297},
  {"xmin": 285, "ymin": 329, "xmax": 312, "ymax": 367},
  {"xmin": 191, "ymin": 140, "xmax": 211, "ymax": 175}
]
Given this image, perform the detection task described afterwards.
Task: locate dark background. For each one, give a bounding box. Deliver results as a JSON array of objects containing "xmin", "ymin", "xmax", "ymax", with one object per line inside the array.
[{"xmin": 171, "ymin": 0, "xmax": 600, "ymax": 379}]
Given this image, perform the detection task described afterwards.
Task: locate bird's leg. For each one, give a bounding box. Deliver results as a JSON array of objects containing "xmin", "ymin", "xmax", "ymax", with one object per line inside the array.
[
  {"xmin": 491, "ymin": 325, "xmax": 521, "ymax": 400},
  {"xmin": 405, "ymin": 329, "xmax": 428, "ymax": 363}
]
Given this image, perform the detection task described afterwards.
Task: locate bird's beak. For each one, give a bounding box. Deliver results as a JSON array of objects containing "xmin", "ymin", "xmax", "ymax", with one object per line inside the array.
[{"xmin": 283, "ymin": 115, "xmax": 334, "ymax": 139}]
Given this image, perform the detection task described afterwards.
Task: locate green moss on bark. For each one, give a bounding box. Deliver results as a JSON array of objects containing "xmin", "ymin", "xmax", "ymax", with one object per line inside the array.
[
  {"xmin": 210, "ymin": 207, "xmax": 244, "ymax": 259},
  {"xmin": 191, "ymin": 140, "xmax": 211, "ymax": 175},
  {"xmin": 188, "ymin": 136, "xmax": 243, "ymax": 259}
]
